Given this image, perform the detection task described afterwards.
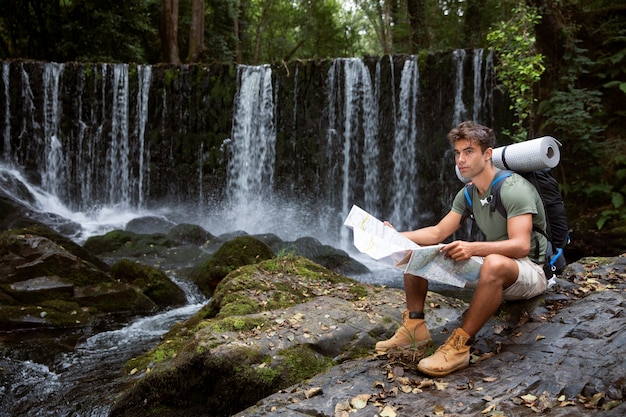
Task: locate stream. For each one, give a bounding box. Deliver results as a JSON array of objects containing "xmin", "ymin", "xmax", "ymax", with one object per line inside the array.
[{"xmin": 0, "ymin": 286, "xmax": 206, "ymax": 417}]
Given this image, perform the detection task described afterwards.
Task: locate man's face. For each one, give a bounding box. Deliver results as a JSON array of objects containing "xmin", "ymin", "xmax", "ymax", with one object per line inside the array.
[{"xmin": 454, "ymin": 138, "xmax": 490, "ymax": 179}]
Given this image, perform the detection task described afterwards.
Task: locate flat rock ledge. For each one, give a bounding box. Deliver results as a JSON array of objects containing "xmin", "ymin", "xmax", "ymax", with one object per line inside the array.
[{"xmin": 234, "ymin": 257, "xmax": 626, "ymax": 417}]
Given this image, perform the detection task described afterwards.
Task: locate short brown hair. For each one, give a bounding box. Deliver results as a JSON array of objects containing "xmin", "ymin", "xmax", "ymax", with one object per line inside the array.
[{"xmin": 447, "ymin": 121, "xmax": 495, "ymax": 153}]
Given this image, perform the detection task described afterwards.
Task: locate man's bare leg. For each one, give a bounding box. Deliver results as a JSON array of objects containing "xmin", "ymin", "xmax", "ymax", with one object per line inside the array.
[
  {"xmin": 461, "ymin": 255, "xmax": 518, "ymax": 336},
  {"xmin": 375, "ymin": 273, "xmax": 430, "ymax": 352},
  {"xmin": 405, "ymin": 273, "xmax": 428, "ymax": 313},
  {"xmin": 417, "ymin": 254, "xmax": 519, "ymax": 376}
]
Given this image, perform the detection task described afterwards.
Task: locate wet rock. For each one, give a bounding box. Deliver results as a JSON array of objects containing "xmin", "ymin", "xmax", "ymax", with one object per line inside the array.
[
  {"xmin": 109, "ymin": 255, "xmax": 462, "ymax": 417},
  {"xmin": 125, "ymin": 216, "xmax": 177, "ymax": 234},
  {"xmin": 0, "ymin": 228, "xmax": 186, "ymax": 330},
  {"xmin": 186, "ymin": 235, "xmax": 274, "ymax": 296},
  {"xmin": 111, "ymin": 255, "xmax": 625, "ymax": 417}
]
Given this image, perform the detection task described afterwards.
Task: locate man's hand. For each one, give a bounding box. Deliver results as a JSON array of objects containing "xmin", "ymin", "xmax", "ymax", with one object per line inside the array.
[{"xmin": 440, "ymin": 241, "xmax": 473, "ymax": 261}]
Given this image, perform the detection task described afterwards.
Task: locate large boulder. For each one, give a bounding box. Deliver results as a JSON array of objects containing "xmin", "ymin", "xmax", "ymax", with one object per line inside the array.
[
  {"xmin": 186, "ymin": 235, "xmax": 274, "ymax": 296},
  {"xmin": 109, "ymin": 255, "xmax": 626, "ymax": 417},
  {"xmin": 108, "ymin": 255, "xmax": 462, "ymax": 417},
  {"xmin": 0, "ymin": 228, "xmax": 187, "ymax": 330}
]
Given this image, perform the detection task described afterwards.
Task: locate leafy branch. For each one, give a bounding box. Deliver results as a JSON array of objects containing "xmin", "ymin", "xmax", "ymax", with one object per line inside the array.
[{"xmin": 487, "ymin": 5, "xmax": 545, "ymax": 142}]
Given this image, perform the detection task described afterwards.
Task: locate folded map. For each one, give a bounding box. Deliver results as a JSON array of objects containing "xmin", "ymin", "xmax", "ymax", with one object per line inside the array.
[{"xmin": 343, "ymin": 205, "xmax": 482, "ymax": 288}]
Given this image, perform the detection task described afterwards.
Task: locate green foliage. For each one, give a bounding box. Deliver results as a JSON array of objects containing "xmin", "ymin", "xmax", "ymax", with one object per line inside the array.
[
  {"xmin": 487, "ymin": 4, "xmax": 545, "ymax": 142},
  {"xmin": 537, "ymin": 15, "xmax": 626, "ymax": 228}
]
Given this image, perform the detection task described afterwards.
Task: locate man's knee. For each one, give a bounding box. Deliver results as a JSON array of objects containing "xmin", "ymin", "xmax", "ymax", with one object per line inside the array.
[{"xmin": 480, "ymin": 255, "xmax": 517, "ymax": 286}]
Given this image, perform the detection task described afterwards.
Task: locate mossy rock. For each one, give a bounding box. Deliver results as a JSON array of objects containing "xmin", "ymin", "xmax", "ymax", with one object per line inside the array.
[
  {"xmin": 0, "ymin": 231, "xmax": 110, "ymax": 286},
  {"xmin": 74, "ymin": 281, "xmax": 157, "ymax": 314},
  {"xmin": 111, "ymin": 259, "xmax": 187, "ymax": 309},
  {"xmin": 202, "ymin": 254, "xmax": 367, "ymax": 318},
  {"xmin": 167, "ymin": 223, "xmax": 214, "ymax": 246},
  {"xmin": 112, "ymin": 256, "xmax": 372, "ymax": 417},
  {"xmin": 83, "ymin": 230, "xmax": 138, "ymax": 254},
  {"xmin": 83, "ymin": 229, "xmax": 174, "ymax": 257},
  {"xmin": 186, "ymin": 235, "xmax": 274, "ymax": 297},
  {"xmin": 111, "ymin": 347, "xmax": 282, "ymax": 417}
]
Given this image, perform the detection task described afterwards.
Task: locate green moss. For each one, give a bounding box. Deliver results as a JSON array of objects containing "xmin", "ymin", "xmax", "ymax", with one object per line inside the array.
[
  {"xmin": 83, "ymin": 230, "xmax": 137, "ymax": 254},
  {"xmin": 209, "ymin": 316, "xmax": 266, "ymax": 333},
  {"xmin": 186, "ymin": 235, "xmax": 274, "ymax": 297},
  {"xmin": 276, "ymin": 344, "xmax": 335, "ymax": 386},
  {"xmin": 83, "ymin": 230, "xmax": 173, "ymax": 257},
  {"xmin": 111, "ymin": 259, "xmax": 186, "ymax": 308}
]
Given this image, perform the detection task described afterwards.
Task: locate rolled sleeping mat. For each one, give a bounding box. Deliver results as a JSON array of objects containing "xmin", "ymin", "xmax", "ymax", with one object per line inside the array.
[
  {"xmin": 455, "ymin": 136, "xmax": 562, "ymax": 182},
  {"xmin": 492, "ymin": 136, "xmax": 561, "ymax": 172}
]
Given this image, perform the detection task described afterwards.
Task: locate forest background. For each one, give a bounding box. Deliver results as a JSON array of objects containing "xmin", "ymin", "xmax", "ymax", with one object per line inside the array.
[{"xmin": 0, "ymin": 0, "xmax": 625, "ymax": 246}]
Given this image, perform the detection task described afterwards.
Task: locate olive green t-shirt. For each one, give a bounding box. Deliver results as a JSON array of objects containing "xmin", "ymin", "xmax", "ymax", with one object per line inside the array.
[{"xmin": 451, "ymin": 170, "xmax": 548, "ymax": 263}]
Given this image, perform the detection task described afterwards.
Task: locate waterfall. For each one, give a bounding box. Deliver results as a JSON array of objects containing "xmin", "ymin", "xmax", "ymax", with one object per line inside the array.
[
  {"xmin": 108, "ymin": 64, "xmax": 131, "ymax": 207},
  {"xmin": 2, "ymin": 62, "xmax": 10, "ymax": 161},
  {"xmin": 42, "ymin": 64, "xmax": 65, "ymax": 198},
  {"xmin": 0, "ymin": 52, "xmax": 499, "ymax": 246},
  {"xmin": 473, "ymin": 48, "xmax": 484, "ymax": 123},
  {"xmin": 326, "ymin": 58, "xmax": 379, "ymax": 247},
  {"xmin": 136, "ymin": 65, "xmax": 152, "ymax": 208},
  {"xmin": 453, "ymin": 49, "xmax": 467, "ymax": 126},
  {"xmin": 389, "ymin": 56, "xmax": 420, "ymax": 231},
  {"xmin": 227, "ymin": 65, "xmax": 276, "ymax": 227}
]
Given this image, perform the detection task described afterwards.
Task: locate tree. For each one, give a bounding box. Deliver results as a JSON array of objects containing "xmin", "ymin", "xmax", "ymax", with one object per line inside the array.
[
  {"xmin": 188, "ymin": 0, "xmax": 206, "ymax": 62},
  {"xmin": 162, "ymin": 0, "xmax": 181, "ymax": 64}
]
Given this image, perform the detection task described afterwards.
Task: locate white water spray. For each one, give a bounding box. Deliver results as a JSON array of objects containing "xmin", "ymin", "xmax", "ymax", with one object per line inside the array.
[
  {"xmin": 390, "ymin": 56, "xmax": 420, "ymax": 230},
  {"xmin": 2, "ymin": 62, "xmax": 10, "ymax": 161},
  {"xmin": 227, "ymin": 65, "xmax": 276, "ymax": 229},
  {"xmin": 453, "ymin": 49, "xmax": 467, "ymax": 126}
]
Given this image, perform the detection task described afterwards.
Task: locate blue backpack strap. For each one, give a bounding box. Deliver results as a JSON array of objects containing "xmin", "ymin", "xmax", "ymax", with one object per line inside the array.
[
  {"xmin": 461, "ymin": 170, "xmax": 513, "ymax": 225},
  {"xmin": 488, "ymin": 170, "xmax": 513, "ymax": 217},
  {"xmin": 461, "ymin": 183, "xmax": 475, "ymax": 225}
]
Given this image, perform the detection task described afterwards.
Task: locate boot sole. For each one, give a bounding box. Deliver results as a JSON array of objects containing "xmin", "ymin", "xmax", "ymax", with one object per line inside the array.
[
  {"xmin": 416, "ymin": 361, "xmax": 469, "ymax": 377},
  {"xmin": 375, "ymin": 339, "xmax": 429, "ymax": 354}
]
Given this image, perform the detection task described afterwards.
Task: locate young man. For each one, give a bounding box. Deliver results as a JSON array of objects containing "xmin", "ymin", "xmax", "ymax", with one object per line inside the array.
[{"xmin": 376, "ymin": 121, "xmax": 549, "ymax": 377}]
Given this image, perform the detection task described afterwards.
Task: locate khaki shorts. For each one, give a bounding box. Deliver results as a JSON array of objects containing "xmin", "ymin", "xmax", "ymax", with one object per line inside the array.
[
  {"xmin": 501, "ymin": 257, "xmax": 547, "ymax": 300},
  {"xmin": 465, "ymin": 257, "xmax": 547, "ymax": 299}
]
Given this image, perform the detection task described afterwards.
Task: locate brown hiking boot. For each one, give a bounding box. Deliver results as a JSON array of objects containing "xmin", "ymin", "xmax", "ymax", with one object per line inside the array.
[
  {"xmin": 417, "ymin": 328, "xmax": 472, "ymax": 377},
  {"xmin": 375, "ymin": 311, "xmax": 430, "ymax": 353}
]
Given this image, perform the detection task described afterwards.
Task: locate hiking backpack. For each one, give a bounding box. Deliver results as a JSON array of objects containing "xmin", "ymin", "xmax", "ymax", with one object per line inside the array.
[{"xmin": 461, "ymin": 168, "xmax": 569, "ymax": 277}]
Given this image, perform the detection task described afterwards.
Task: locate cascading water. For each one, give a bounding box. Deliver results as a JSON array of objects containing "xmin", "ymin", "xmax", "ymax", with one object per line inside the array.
[
  {"xmin": 389, "ymin": 56, "xmax": 420, "ymax": 231},
  {"xmin": 326, "ymin": 58, "xmax": 380, "ymax": 248},
  {"xmin": 226, "ymin": 64, "xmax": 276, "ymax": 229},
  {"xmin": 42, "ymin": 63, "xmax": 65, "ymax": 199},
  {"xmin": 2, "ymin": 62, "xmax": 10, "ymax": 160},
  {"xmin": 135, "ymin": 65, "xmax": 152, "ymax": 209},
  {"xmin": 453, "ymin": 49, "xmax": 468, "ymax": 126},
  {"xmin": 109, "ymin": 64, "xmax": 131, "ymax": 207}
]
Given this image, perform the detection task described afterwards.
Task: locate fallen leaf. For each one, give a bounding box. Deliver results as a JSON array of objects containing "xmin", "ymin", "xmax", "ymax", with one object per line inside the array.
[
  {"xmin": 521, "ymin": 394, "xmax": 537, "ymax": 403},
  {"xmin": 482, "ymin": 376, "xmax": 497, "ymax": 382},
  {"xmin": 350, "ymin": 393, "xmax": 371, "ymax": 409},
  {"xmin": 305, "ymin": 387, "xmax": 323, "ymax": 399},
  {"xmin": 434, "ymin": 404, "xmax": 446, "ymax": 415},
  {"xmin": 535, "ymin": 334, "xmax": 546, "ymax": 341},
  {"xmin": 380, "ymin": 405, "xmax": 397, "ymax": 417},
  {"xmin": 481, "ymin": 403, "xmax": 496, "ymax": 414},
  {"xmin": 434, "ymin": 381, "xmax": 449, "ymax": 391}
]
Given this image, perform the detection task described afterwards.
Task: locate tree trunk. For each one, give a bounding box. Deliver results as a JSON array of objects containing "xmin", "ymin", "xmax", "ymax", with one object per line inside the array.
[
  {"xmin": 406, "ymin": 0, "xmax": 427, "ymax": 52},
  {"xmin": 188, "ymin": 0, "xmax": 205, "ymax": 63},
  {"xmin": 253, "ymin": 0, "xmax": 274, "ymax": 64},
  {"xmin": 162, "ymin": 0, "xmax": 181, "ymax": 64},
  {"xmin": 233, "ymin": 0, "xmax": 243, "ymax": 64}
]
